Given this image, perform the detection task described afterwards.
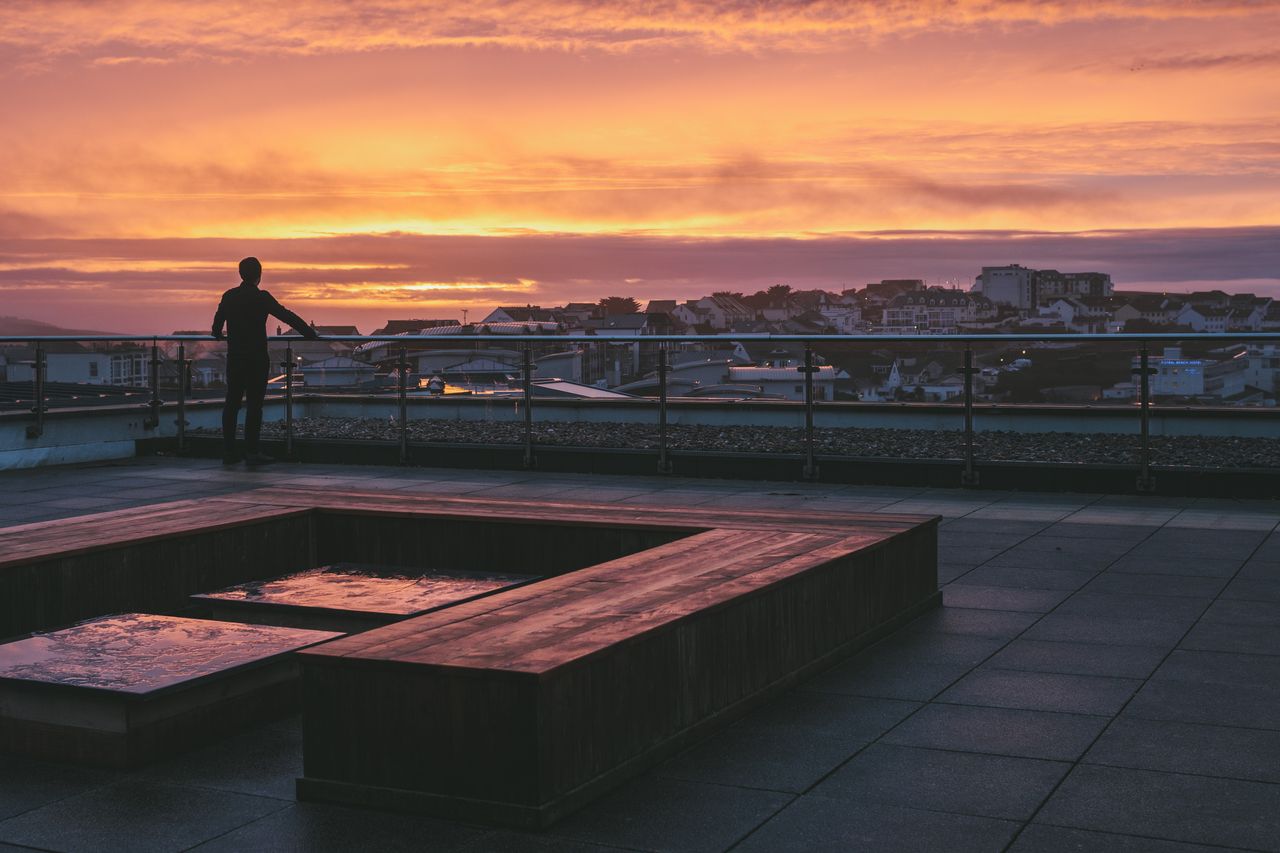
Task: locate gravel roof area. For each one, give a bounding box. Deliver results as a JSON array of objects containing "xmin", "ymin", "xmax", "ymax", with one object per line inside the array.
[{"xmin": 202, "ymin": 417, "xmax": 1280, "ymax": 468}]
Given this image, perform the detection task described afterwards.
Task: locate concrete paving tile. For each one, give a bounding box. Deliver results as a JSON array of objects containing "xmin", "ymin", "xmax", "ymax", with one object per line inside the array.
[
  {"xmin": 1165, "ymin": 510, "xmax": 1280, "ymax": 531},
  {"xmin": 1153, "ymin": 649, "xmax": 1280, "ymax": 687},
  {"xmin": 1125, "ymin": 679, "xmax": 1280, "ymax": 730},
  {"xmin": 934, "ymin": 546, "xmax": 1010, "ymax": 569},
  {"xmin": 1024, "ymin": 613, "xmax": 1191, "ymax": 648},
  {"xmin": 550, "ymin": 775, "xmax": 790, "ymax": 853},
  {"xmin": 1238, "ymin": 560, "xmax": 1280, "ymax": 581},
  {"xmin": 187, "ymin": 803, "xmax": 492, "ymax": 852},
  {"xmin": 877, "ymin": 500, "xmax": 990, "ymax": 518},
  {"xmin": 836, "ymin": 484, "xmax": 930, "ymax": 499},
  {"xmin": 985, "ymin": 639, "xmax": 1167, "ymax": 679},
  {"xmin": 1061, "ymin": 507, "xmax": 1180, "ymax": 527},
  {"xmin": 987, "ymin": 550, "xmax": 1116, "ymax": 572},
  {"xmin": 812, "ymin": 743, "xmax": 1069, "ymax": 821},
  {"xmin": 0, "ymin": 490, "xmax": 54, "ymax": 506},
  {"xmin": 0, "ymin": 756, "xmax": 117, "ymax": 821},
  {"xmin": 1094, "ymin": 495, "xmax": 1198, "ymax": 509},
  {"xmin": 140, "ymin": 725, "xmax": 303, "ymax": 800},
  {"xmin": 937, "ymin": 532, "xmax": 1026, "ymax": 552},
  {"xmin": 1145, "ymin": 527, "xmax": 1268, "ymax": 547},
  {"xmin": 938, "ymin": 563, "xmax": 977, "ymax": 583},
  {"xmin": 1107, "ymin": 554, "xmax": 1244, "ymax": 578},
  {"xmin": 1081, "ymin": 573, "xmax": 1227, "ymax": 599},
  {"xmin": 661, "ymin": 693, "xmax": 918, "ymax": 790},
  {"xmin": 939, "ymin": 669, "xmax": 1141, "ymax": 716},
  {"xmin": 1036, "ymin": 764, "xmax": 1280, "ymax": 851},
  {"xmin": 1039, "ymin": 522, "xmax": 1158, "ymax": 542},
  {"xmin": 1054, "ymin": 592, "xmax": 1209, "ymax": 622},
  {"xmin": 1013, "ymin": 535, "xmax": 1136, "ymax": 556},
  {"xmin": 735, "ymin": 796, "xmax": 1018, "ymax": 853},
  {"xmin": 1201, "ymin": 598, "xmax": 1280, "ymax": 627},
  {"xmin": 959, "ymin": 565, "xmax": 1097, "ymax": 591},
  {"xmin": 882, "ymin": 704, "xmax": 1109, "ymax": 761},
  {"xmin": 0, "ymin": 506, "xmax": 67, "ymax": 527},
  {"xmin": 942, "ymin": 584, "xmax": 1070, "ymax": 613},
  {"xmin": 806, "ymin": 658, "xmax": 975, "ymax": 702},
  {"xmin": 35, "ymin": 495, "xmax": 128, "ymax": 510},
  {"xmin": 657, "ymin": 725, "xmax": 874, "ymax": 794},
  {"xmin": 1129, "ymin": 541, "xmax": 1259, "ymax": 562},
  {"xmin": 940, "ymin": 519, "xmax": 1048, "ymax": 537},
  {"xmin": 966, "ymin": 506, "xmax": 1078, "ymax": 522},
  {"xmin": 1086, "ymin": 717, "xmax": 1280, "ymax": 784},
  {"xmin": 1010, "ymin": 824, "xmax": 1247, "ymax": 852},
  {"xmin": 736, "ymin": 692, "xmax": 918, "ymax": 736},
  {"xmin": 0, "ymin": 780, "xmax": 288, "ymax": 853},
  {"xmin": 1181, "ymin": 621, "xmax": 1280, "ymax": 656},
  {"xmin": 1255, "ymin": 535, "xmax": 1280, "ymax": 562},
  {"xmin": 856, "ymin": 629, "xmax": 1006, "ymax": 669},
  {"xmin": 903, "ymin": 606, "xmax": 1039, "ymax": 640},
  {"xmin": 1222, "ymin": 578, "xmax": 1280, "ymax": 603}
]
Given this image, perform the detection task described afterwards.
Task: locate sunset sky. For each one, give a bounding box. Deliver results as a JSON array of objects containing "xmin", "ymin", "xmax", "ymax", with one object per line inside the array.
[{"xmin": 2, "ymin": 0, "xmax": 1278, "ymax": 332}]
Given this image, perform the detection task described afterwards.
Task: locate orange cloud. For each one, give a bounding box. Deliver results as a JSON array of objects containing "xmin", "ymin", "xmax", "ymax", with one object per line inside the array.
[{"xmin": 4, "ymin": 0, "xmax": 1278, "ymax": 65}]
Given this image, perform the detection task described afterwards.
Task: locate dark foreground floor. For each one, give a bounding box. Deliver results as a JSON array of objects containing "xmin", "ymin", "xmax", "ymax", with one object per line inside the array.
[{"xmin": 1, "ymin": 458, "xmax": 1278, "ymax": 852}]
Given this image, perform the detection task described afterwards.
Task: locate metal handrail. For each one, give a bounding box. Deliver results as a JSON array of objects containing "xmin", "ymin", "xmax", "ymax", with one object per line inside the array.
[
  {"xmin": 6, "ymin": 330, "xmax": 1277, "ymax": 492},
  {"xmin": 2, "ymin": 332, "xmax": 1279, "ymax": 344}
]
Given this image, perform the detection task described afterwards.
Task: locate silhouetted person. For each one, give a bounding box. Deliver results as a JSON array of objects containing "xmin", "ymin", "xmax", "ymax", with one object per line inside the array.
[{"xmin": 212, "ymin": 257, "xmax": 318, "ymax": 465}]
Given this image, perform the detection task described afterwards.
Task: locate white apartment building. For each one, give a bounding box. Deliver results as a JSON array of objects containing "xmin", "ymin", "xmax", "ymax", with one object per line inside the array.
[{"xmin": 974, "ymin": 265, "xmax": 1037, "ymax": 310}]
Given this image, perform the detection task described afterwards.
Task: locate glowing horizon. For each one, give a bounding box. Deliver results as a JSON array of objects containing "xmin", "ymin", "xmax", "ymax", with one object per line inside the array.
[{"xmin": 2, "ymin": 1, "xmax": 1278, "ymax": 331}]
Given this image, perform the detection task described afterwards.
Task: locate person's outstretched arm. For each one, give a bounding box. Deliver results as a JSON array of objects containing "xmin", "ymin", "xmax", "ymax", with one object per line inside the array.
[
  {"xmin": 264, "ymin": 291, "xmax": 319, "ymax": 339},
  {"xmin": 212, "ymin": 296, "xmax": 227, "ymax": 340}
]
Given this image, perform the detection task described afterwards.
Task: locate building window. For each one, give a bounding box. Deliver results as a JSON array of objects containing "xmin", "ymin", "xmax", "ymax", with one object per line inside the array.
[{"xmin": 88, "ymin": 362, "xmax": 98, "ymax": 377}]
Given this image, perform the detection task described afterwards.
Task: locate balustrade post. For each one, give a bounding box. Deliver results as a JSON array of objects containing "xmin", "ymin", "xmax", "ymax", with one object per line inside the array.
[
  {"xmin": 960, "ymin": 344, "xmax": 979, "ymax": 487},
  {"xmin": 1135, "ymin": 343, "xmax": 1156, "ymax": 493},
  {"xmin": 657, "ymin": 346, "xmax": 673, "ymax": 474},
  {"xmin": 283, "ymin": 343, "xmax": 295, "ymax": 459},
  {"xmin": 522, "ymin": 344, "xmax": 535, "ymax": 469},
  {"xmin": 398, "ymin": 345, "xmax": 409, "ymax": 464},
  {"xmin": 801, "ymin": 343, "xmax": 819, "ymax": 481},
  {"xmin": 145, "ymin": 337, "xmax": 162, "ymax": 429},
  {"xmin": 26, "ymin": 341, "xmax": 45, "ymax": 439},
  {"xmin": 176, "ymin": 343, "xmax": 187, "ymax": 453}
]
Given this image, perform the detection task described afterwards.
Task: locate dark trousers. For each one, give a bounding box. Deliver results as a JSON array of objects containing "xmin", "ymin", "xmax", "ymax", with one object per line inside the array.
[{"xmin": 223, "ymin": 354, "xmax": 269, "ymax": 454}]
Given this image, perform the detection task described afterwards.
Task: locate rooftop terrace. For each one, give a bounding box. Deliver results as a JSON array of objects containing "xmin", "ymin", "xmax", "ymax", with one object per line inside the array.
[{"xmin": 1, "ymin": 458, "xmax": 1278, "ymax": 851}]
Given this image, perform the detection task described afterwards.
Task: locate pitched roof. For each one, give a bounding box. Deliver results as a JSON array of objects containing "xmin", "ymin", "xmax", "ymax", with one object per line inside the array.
[{"xmin": 372, "ymin": 319, "xmax": 461, "ymax": 335}]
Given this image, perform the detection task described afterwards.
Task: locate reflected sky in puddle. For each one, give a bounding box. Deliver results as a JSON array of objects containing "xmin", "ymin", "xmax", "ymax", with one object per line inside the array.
[
  {"xmin": 196, "ymin": 563, "xmax": 539, "ymax": 615},
  {"xmin": 0, "ymin": 614, "xmax": 340, "ymax": 694}
]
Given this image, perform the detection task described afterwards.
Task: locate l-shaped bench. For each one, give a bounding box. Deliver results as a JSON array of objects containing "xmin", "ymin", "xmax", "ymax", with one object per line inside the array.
[{"xmin": 0, "ymin": 486, "xmax": 939, "ymax": 826}]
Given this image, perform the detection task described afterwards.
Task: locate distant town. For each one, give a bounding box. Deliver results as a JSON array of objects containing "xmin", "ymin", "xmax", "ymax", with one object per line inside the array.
[{"xmin": 3, "ymin": 263, "xmax": 1279, "ymax": 409}]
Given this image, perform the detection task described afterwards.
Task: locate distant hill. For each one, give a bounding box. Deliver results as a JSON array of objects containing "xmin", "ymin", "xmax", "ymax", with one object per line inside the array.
[{"xmin": 0, "ymin": 316, "xmax": 120, "ymax": 337}]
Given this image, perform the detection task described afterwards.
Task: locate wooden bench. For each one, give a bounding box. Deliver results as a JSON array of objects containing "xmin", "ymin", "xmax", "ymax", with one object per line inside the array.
[
  {"xmin": 286, "ymin": 489, "xmax": 939, "ymax": 828},
  {"xmin": 1, "ymin": 486, "xmax": 938, "ymax": 823},
  {"xmin": 0, "ymin": 498, "xmax": 315, "ymax": 639}
]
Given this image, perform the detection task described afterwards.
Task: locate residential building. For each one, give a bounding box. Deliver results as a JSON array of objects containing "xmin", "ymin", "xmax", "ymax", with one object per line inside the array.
[
  {"xmin": 974, "ymin": 265, "xmax": 1037, "ymax": 310},
  {"xmin": 371, "ymin": 319, "xmax": 460, "ymax": 335},
  {"xmin": 1034, "ymin": 270, "xmax": 1113, "ymax": 302},
  {"xmin": 672, "ymin": 295, "xmax": 754, "ymax": 330},
  {"xmin": 883, "ymin": 288, "xmax": 988, "ymax": 333},
  {"xmin": 481, "ymin": 306, "xmax": 562, "ymax": 324},
  {"xmin": 1177, "ymin": 305, "xmax": 1230, "ymax": 333},
  {"xmin": 973, "ymin": 265, "xmax": 1113, "ymax": 310}
]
